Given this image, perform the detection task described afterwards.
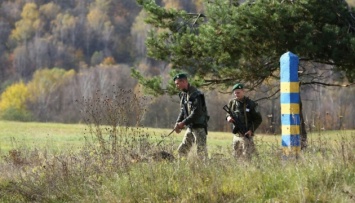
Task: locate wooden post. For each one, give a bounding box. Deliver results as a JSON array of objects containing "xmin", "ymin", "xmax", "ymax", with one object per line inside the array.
[{"xmin": 280, "ymin": 52, "xmax": 301, "ymax": 157}]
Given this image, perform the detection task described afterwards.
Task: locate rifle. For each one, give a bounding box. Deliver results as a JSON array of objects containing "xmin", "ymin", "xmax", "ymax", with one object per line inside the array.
[
  {"xmin": 156, "ymin": 126, "xmax": 178, "ymax": 146},
  {"xmin": 222, "ymin": 105, "xmax": 249, "ymax": 138}
]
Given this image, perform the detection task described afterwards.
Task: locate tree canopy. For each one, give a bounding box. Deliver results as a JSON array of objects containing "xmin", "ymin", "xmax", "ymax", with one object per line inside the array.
[{"xmin": 134, "ymin": 0, "xmax": 355, "ymax": 95}]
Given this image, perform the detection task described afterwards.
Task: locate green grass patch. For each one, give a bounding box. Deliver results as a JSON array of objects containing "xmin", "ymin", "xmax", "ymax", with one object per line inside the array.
[{"xmin": 0, "ymin": 121, "xmax": 87, "ymax": 152}]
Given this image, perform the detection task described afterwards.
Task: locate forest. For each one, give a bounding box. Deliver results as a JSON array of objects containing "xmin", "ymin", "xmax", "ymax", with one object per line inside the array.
[{"xmin": 0, "ymin": 0, "xmax": 354, "ymax": 132}]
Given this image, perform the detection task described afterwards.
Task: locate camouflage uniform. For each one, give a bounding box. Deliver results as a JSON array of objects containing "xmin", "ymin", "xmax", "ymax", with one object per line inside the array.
[
  {"xmin": 226, "ymin": 97, "xmax": 262, "ymax": 159},
  {"xmin": 176, "ymin": 85, "xmax": 209, "ymax": 159}
]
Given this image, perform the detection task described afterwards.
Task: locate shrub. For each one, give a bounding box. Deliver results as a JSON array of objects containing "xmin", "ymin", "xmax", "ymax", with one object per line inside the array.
[
  {"xmin": 0, "ymin": 81, "xmax": 32, "ymax": 121},
  {"xmin": 77, "ymin": 86, "xmax": 175, "ymax": 164}
]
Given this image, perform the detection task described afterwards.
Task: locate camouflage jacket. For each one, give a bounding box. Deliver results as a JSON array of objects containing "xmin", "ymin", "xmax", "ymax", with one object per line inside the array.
[
  {"xmin": 226, "ymin": 97, "xmax": 262, "ymax": 133},
  {"xmin": 176, "ymin": 85, "xmax": 209, "ymax": 128}
]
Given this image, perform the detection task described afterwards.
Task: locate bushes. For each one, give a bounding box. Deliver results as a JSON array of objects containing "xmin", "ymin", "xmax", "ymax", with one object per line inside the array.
[
  {"xmin": 0, "ymin": 81, "xmax": 32, "ymax": 121},
  {"xmin": 0, "ymin": 107, "xmax": 32, "ymax": 121},
  {"xmin": 0, "ymin": 68, "xmax": 76, "ymax": 122}
]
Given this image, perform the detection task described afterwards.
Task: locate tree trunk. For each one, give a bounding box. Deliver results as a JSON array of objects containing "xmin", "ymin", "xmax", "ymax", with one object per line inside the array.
[{"xmin": 299, "ymin": 93, "xmax": 308, "ymax": 150}]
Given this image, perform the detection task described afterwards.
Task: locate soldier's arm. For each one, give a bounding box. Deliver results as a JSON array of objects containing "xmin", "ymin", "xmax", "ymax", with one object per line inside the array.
[
  {"xmin": 176, "ymin": 95, "xmax": 185, "ymax": 123},
  {"xmin": 225, "ymin": 99, "xmax": 234, "ymax": 120},
  {"xmin": 176, "ymin": 108, "xmax": 184, "ymax": 123},
  {"xmin": 182, "ymin": 95, "xmax": 201, "ymax": 126},
  {"xmin": 250, "ymin": 102, "xmax": 262, "ymax": 132}
]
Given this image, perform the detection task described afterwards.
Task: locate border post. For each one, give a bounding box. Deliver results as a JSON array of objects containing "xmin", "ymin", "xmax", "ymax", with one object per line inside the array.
[{"xmin": 280, "ymin": 52, "xmax": 301, "ymax": 157}]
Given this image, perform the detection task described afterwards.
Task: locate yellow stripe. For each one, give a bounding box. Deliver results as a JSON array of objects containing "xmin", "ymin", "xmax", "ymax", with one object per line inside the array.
[
  {"xmin": 281, "ymin": 104, "xmax": 299, "ymax": 114},
  {"xmin": 282, "ymin": 146, "xmax": 301, "ymax": 156},
  {"xmin": 281, "ymin": 125, "xmax": 300, "ymax": 134},
  {"xmin": 280, "ymin": 82, "xmax": 300, "ymax": 93}
]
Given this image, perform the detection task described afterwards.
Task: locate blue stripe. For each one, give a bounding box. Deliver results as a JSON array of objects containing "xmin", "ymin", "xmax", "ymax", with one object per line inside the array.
[
  {"xmin": 281, "ymin": 114, "xmax": 300, "ymax": 125},
  {"xmin": 280, "ymin": 52, "xmax": 299, "ymax": 82},
  {"xmin": 281, "ymin": 135, "xmax": 300, "ymax": 147},
  {"xmin": 280, "ymin": 93, "xmax": 300, "ymax": 103}
]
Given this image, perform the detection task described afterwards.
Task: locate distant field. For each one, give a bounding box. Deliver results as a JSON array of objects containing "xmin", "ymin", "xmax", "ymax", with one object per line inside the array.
[{"xmin": 1, "ymin": 120, "xmax": 354, "ymax": 153}]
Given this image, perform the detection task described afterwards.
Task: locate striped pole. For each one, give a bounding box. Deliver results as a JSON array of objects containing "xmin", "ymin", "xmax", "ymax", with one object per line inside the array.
[{"xmin": 280, "ymin": 52, "xmax": 301, "ymax": 157}]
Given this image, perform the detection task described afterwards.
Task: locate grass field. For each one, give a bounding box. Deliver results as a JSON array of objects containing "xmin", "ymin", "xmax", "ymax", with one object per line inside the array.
[
  {"xmin": 0, "ymin": 120, "xmax": 250, "ymax": 152},
  {"xmin": 0, "ymin": 121, "xmax": 287, "ymax": 159},
  {"xmin": 0, "ymin": 121, "xmax": 88, "ymax": 152},
  {"xmin": 0, "ymin": 120, "xmax": 352, "ymax": 153},
  {"xmin": 0, "ymin": 121, "xmax": 354, "ymax": 202}
]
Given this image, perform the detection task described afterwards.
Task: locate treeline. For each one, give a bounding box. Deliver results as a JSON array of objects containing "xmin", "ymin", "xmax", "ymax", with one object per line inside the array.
[
  {"xmin": 1, "ymin": 64, "xmax": 353, "ymax": 132},
  {"xmin": 0, "ymin": 0, "xmax": 142, "ymax": 84},
  {"xmin": 0, "ymin": 0, "xmax": 200, "ymax": 86},
  {"xmin": 0, "ymin": 0, "xmax": 354, "ymax": 132}
]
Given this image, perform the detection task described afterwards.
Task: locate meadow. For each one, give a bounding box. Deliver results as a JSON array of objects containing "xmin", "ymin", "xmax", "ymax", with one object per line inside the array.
[{"xmin": 0, "ymin": 121, "xmax": 354, "ymax": 202}]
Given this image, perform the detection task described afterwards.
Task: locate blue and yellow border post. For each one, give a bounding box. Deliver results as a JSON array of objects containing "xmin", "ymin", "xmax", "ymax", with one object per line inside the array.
[{"xmin": 280, "ymin": 52, "xmax": 301, "ymax": 158}]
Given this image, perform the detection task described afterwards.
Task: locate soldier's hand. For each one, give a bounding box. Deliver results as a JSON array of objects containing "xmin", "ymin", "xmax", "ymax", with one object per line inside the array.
[
  {"xmin": 174, "ymin": 123, "xmax": 182, "ymax": 134},
  {"xmin": 227, "ymin": 116, "xmax": 235, "ymax": 123},
  {"xmin": 175, "ymin": 128, "xmax": 182, "ymax": 134},
  {"xmin": 245, "ymin": 130, "xmax": 253, "ymax": 137},
  {"xmin": 176, "ymin": 122, "xmax": 185, "ymax": 129}
]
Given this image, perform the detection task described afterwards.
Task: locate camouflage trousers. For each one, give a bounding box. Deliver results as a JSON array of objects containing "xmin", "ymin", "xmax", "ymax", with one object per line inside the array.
[
  {"xmin": 177, "ymin": 127, "xmax": 207, "ymax": 159},
  {"xmin": 232, "ymin": 134, "xmax": 257, "ymax": 160}
]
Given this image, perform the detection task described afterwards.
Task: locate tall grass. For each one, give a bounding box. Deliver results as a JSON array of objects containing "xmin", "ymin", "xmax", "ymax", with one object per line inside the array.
[
  {"xmin": 0, "ymin": 87, "xmax": 354, "ymax": 202},
  {"xmin": 1, "ymin": 134, "xmax": 354, "ymax": 202}
]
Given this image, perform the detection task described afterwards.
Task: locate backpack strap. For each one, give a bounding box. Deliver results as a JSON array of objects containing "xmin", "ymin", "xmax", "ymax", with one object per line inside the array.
[{"xmin": 188, "ymin": 90, "xmax": 201, "ymax": 101}]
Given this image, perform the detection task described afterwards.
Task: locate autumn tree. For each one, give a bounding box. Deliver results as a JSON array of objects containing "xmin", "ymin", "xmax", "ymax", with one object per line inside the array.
[
  {"xmin": 0, "ymin": 81, "xmax": 32, "ymax": 121},
  {"xmin": 0, "ymin": 19, "xmax": 11, "ymax": 83},
  {"xmin": 27, "ymin": 68, "xmax": 75, "ymax": 121},
  {"xmin": 10, "ymin": 3, "xmax": 41, "ymax": 44}
]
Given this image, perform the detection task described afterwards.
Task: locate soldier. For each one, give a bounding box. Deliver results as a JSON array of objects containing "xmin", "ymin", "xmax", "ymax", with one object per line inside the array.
[
  {"xmin": 225, "ymin": 83, "xmax": 262, "ymax": 160},
  {"xmin": 173, "ymin": 73, "xmax": 209, "ymax": 160}
]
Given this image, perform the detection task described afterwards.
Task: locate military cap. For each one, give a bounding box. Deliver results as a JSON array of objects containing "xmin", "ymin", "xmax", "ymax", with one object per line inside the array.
[
  {"xmin": 173, "ymin": 73, "xmax": 187, "ymax": 81},
  {"xmin": 232, "ymin": 83, "xmax": 244, "ymax": 91}
]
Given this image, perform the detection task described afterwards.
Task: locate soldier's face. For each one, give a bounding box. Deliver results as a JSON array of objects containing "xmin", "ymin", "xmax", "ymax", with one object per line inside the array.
[
  {"xmin": 175, "ymin": 79, "xmax": 188, "ymax": 90},
  {"xmin": 234, "ymin": 89, "xmax": 244, "ymax": 100}
]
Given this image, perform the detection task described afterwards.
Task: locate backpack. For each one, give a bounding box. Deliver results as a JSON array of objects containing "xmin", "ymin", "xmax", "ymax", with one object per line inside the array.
[{"xmin": 189, "ymin": 90, "xmax": 210, "ymax": 126}]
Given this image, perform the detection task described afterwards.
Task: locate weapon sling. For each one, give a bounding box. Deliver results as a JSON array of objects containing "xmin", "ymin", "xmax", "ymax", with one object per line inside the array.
[{"xmin": 243, "ymin": 101, "xmax": 248, "ymax": 132}]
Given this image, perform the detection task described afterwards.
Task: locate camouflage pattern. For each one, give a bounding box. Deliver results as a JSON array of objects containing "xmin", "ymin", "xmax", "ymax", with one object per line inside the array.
[
  {"xmin": 226, "ymin": 97, "xmax": 262, "ymax": 132},
  {"xmin": 175, "ymin": 84, "xmax": 209, "ymax": 159},
  {"xmin": 176, "ymin": 85, "xmax": 209, "ymax": 129},
  {"xmin": 226, "ymin": 96, "xmax": 262, "ymax": 159},
  {"xmin": 232, "ymin": 135, "xmax": 256, "ymax": 160},
  {"xmin": 177, "ymin": 127, "xmax": 207, "ymax": 159}
]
